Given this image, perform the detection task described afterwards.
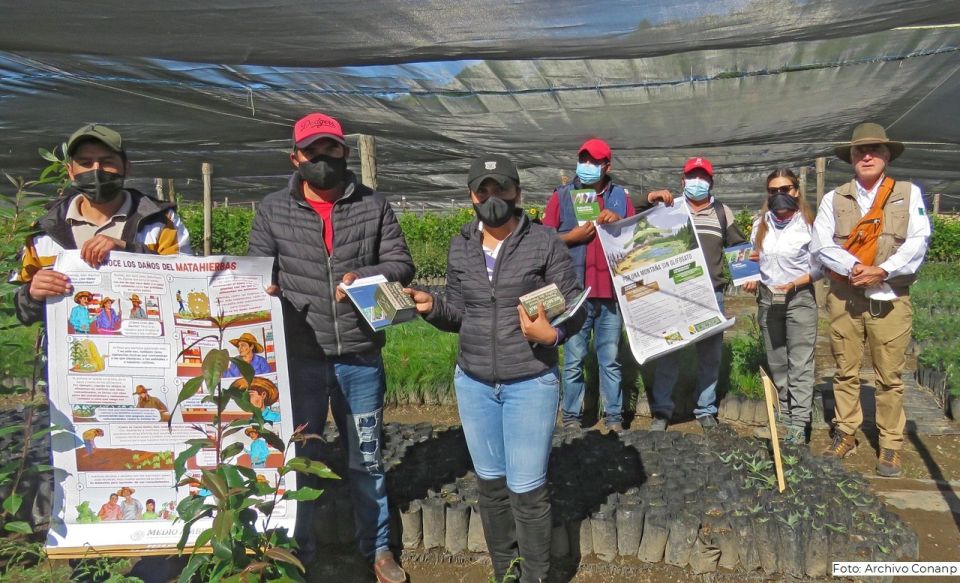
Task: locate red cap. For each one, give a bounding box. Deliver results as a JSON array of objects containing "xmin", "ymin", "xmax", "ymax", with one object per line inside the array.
[
  {"xmin": 682, "ymin": 156, "xmax": 714, "ymax": 177},
  {"xmin": 293, "ymin": 113, "xmax": 346, "ymax": 149},
  {"xmin": 578, "ymin": 138, "xmax": 612, "ymax": 161}
]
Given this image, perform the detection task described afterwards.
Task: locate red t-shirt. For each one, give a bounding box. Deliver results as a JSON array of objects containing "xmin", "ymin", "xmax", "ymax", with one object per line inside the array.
[
  {"xmin": 543, "ymin": 185, "xmax": 636, "ymax": 300},
  {"xmin": 305, "ymin": 197, "xmax": 335, "ymax": 254}
]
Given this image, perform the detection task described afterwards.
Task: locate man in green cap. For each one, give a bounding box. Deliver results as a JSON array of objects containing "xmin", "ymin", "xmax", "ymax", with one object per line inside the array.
[
  {"xmin": 812, "ymin": 122, "xmax": 930, "ymax": 477},
  {"xmin": 12, "ymin": 124, "xmax": 192, "ymax": 326}
]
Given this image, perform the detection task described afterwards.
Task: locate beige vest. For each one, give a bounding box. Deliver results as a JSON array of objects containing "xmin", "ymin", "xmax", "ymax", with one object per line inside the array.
[{"xmin": 831, "ymin": 178, "xmax": 915, "ymax": 290}]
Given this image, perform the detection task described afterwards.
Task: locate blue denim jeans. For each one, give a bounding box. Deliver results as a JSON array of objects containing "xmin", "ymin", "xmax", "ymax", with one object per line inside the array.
[
  {"xmin": 288, "ymin": 352, "xmax": 389, "ymax": 561},
  {"xmin": 651, "ymin": 291, "xmax": 725, "ymax": 419},
  {"xmin": 454, "ymin": 366, "xmax": 560, "ymax": 494},
  {"xmin": 561, "ymin": 298, "xmax": 623, "ymax": 425}
]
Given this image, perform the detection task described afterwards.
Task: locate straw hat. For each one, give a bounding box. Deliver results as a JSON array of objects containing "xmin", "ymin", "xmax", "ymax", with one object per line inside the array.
[
  {"xmin": 229, "ymin": 332, "xmax": 264, "ymax": 353},
  {"xmin": 133, "ymin": 385, "xmax": 151, "ymax": 395},
  {"xmin": 74, "ymin": 291, "xmax": 92, "ymax": 303},
  {"xmin": 129, "ymin": 294, "xmax": 141, "ymax": 303},
  {"xmin": 100, "ymin": 296, "xmax": 114, "ymax": 306},
  {"xmin": 244, "ymin": 426, "xmax": 261, "ymax": 438},
  {"xmin": 834, "ymin": 122, "xmax": 904, "ymax": 163},
  {"xmin": 118, "ymin": 486, "xmax": 135, "ymax": 496},
  {"xmin": 229, "ymin": 376, "xmax": 279, "ymax": 406}
]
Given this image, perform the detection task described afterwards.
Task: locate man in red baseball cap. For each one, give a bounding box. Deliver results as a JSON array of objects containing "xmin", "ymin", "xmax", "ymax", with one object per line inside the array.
[
  {"xmin": 543, "ymin": 139, "xmax": 673, "ymax": 433},
  {"xmin": 648, "ymin": 156, "xmax": 746, "ymax": 433},
  {"xmin": 248, "ymin": 112, "xmax": 413, "ymax": 582}
]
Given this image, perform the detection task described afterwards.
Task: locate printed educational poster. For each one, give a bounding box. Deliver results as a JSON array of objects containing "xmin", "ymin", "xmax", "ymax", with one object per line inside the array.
[
  {"xmin": 597, "ymin": 203, "xmax": 735, "ymax": 364},
  {"xmin": 44, "ymin": 251, "xmax": 296, "ymax": 557}
]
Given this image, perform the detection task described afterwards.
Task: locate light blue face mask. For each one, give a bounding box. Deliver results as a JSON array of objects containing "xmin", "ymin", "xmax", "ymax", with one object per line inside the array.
[
  {"xmin": 576, "ymin": 162, "xmax": 604, "ymax": 185},
  {"xmin": 683, "ymin": 177, "xmax": 711, "ymax": 201}
]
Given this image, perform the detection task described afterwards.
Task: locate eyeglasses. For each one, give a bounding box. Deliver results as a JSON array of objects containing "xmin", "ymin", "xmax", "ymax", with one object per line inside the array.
[{"xmin": 767, "ymin": 186, "xmax": 795, "ymax": 195}]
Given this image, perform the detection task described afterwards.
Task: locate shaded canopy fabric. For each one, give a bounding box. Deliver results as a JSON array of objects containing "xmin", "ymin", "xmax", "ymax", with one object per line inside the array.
[{"xmin": 1, "ymin": 1, "xmax": 959, "ymax": 210}]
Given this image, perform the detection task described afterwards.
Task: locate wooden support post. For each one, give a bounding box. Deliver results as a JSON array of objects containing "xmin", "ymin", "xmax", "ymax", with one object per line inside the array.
[
  {"xmin": 202, "ymin": 163, "xmax": 213, "ymax": 257},
  {"xmin": 799, "ymin": 166, "xmax": 808, "ymax": 202},
  {"xmin": 251, "ymin": 201, "xmax": 257, "ymax": 213},
  {"xmin": 815, "ymin": 157, "xmax": 826, "ymax": 208},
  {"xmin": 760, "ymin": 368, "xmax": 786, "ymax": 493},
  {"xmin": 358, "ymin": 134, "xmax": 377, "ymax": 190},
  {"xmin": 224, "ymin": 196, "xmax": 229, "ymax": 208},
  {"xmin": 933, "ymin": 193, "xmax": 941, "ymax": 215},
  {"xmin": 154, "ymin": 178, "xmax": 164, "ymax": 201},
  {"xmin": 167, "ymin": 178, "xmax": 176, "ymax": 203}
]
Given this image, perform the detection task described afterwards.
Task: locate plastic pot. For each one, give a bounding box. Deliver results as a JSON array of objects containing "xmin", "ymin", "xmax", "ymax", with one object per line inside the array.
[
  {"xmin": 590, "ymin": 510, "xmax": 618, "ymax": 562},
  {"xmin": 755, "ymin": 517, "xmax": 779, "ymax": 575},
  {"xmin": 400, "ymin": 501, "xmax": 423, "ymax": 549},
  {"xmin": 688, "ymin": 519, "xmax": 720, "ymax": 574},
  {"xmin": 445, "ymin": 502, "xmax": 470, "ymax": 554},
  {"xmin": 637, "ymin": 506, "xmax": 670, "ymax": 563},
  {"xmin": 615, "ymin": 504, "xmax": 643, "ymax": 557},
  {"xmin": 467, "ymin": 504, "xmax": 487, "ymax": 553},
  {"xmin": 803, "ymin": 522, "xmax": 828, "ymax": 578},
  {"xmin": 421, "ymin": 497, "xmax": 446, "ymax": 549},
  {"xmin": 730, "ymin": 514, "xmax": 760, "ymax": 572},
  {"xmin": 663, "ymin": 511, "xmax": 698, "ymax": 568}
]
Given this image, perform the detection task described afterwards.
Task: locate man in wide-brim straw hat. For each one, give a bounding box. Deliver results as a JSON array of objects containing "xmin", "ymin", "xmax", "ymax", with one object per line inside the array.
[
  {"xmin": 133, "ymin": 384, "xmax": 168, "ymax": 413},
  {"xmin": 811, "ymin": 121, "xmax": 931, "ymax": 477},
  {"xmin": 225, "ymin": 332, "xmax": 271, "ymax": 376},
  {"xmin": 229, "ymin": 376, "xmax": 281, "ymax": 423}
]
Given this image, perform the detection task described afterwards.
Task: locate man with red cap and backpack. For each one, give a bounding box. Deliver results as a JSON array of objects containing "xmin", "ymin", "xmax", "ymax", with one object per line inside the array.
[
  {"xmin": 543, "ymin": 138, "xmax": 672, "ymax": 433},
  {"xmin": 648, "ymin": 156, "xmax": 746, "ymax": 432}
]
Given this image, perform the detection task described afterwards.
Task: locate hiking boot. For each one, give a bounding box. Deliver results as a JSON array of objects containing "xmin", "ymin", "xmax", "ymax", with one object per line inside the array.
[
  {"xmin": 697, "ymin": 415, "xmax": 718, "ymax": 430},
  {"xmin": 782, "ymin": 426, "xmax": 806, "ymax": 446},
  {"xmin": 821, "ymin": 431, "xmax": 857, "ymax": 459},
  {"xmin": 605, "ymin": 421, "xmax": 624, "ymax": 433},
  {"xmin": 373, "ymin": 550, "xmax": 407, "ymax": 583},
  {"xmin": 562, "ymin": 418, "xmax": 580, "ymax": 430},
  {"xmin": 876, "ymin": 448, "xmax": 903, "ymax": 478},
  {"xmin": 650, "ymin": 416, "xmax": 668, "ymax": 432}
]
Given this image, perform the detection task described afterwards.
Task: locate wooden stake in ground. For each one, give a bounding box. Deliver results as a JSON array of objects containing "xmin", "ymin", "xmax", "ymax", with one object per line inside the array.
[
  {"xmin": 815, "ymin": 157, "xmax": 826, "ymax": 207},
  {"xmin": 760, "ymin": 367, "xmax": 786, "ymax": 493},
  {"xmin": 202, "ymin": 162, "xmax": 213, "ymax": 256}
]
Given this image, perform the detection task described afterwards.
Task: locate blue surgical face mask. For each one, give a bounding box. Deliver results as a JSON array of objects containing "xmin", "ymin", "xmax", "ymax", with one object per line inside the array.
[
  {"xmin": 683, "ymin": 177, "xmax": 711, "ymax": 201},
  {"xmin": 576, "ymin": 162, "xmax": 604, "ymax": 185}
]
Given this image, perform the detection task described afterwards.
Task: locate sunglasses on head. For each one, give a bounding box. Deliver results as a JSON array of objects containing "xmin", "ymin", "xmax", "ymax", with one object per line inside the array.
[{"xmin": 767, "ymin": 185, "xmax": 794, "ymax": 195}]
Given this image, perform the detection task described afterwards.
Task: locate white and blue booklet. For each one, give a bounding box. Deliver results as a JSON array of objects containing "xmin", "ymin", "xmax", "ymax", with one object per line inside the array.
[
  {"xmin": 723, "ymin": 242, "xmax": 761, "ymax": 287},
  {"xmin": 339, "ymin": 275, "xmax": 418, "ymax": 331}
]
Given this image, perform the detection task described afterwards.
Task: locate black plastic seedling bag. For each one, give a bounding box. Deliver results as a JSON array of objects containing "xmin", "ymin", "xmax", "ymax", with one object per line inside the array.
[
  {"xmin": 615, "ymin": 503, "xmax": 644, "ymax": 556},
  {"xmin": 663, "ymin": 511, "xmax": 698, "ymax": 568},
  {"xmin": 445, "ymin": 502, "xmax": 470, "ymax": 554},
  {"xmin": 400, "ymin": 500, "xmax": 423, "ymax": 549},
  {"xmin": 421, "ymin": 497, "xmax": 446, "ymax": 549},
  {"xmin": 590, "ymin": 509, "xmax": 618, "ymax": 562}
]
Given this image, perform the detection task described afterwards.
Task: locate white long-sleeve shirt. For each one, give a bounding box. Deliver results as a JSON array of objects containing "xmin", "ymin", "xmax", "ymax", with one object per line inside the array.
[
  {"xmin": 751, "ymin": 212, "xmax": 822, "ymax": 287},
  {"xmin": 811, "ymin": 176, "xmax": 930, "ymax": 281}
]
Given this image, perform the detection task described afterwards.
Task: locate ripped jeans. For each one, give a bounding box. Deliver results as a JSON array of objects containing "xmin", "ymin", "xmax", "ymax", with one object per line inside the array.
[{"xmin": 288, "ymin": 352, "xmax": 389, "ymax": 561}]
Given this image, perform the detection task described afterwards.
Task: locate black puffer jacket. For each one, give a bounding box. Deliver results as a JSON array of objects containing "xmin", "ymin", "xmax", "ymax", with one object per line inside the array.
[
  {"xmin": 247, "ymin": 171, "xmax": 415, "ymax": 358},
  {"xmin": 426, "ymin": 213, "xmax": 584, "ymax": 382}
]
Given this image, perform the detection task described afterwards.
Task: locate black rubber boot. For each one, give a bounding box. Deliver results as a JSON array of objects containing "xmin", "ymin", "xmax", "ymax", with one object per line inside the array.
[
  {"xmin": 476, "ymin": 476, "xmax": 519, "ymax": 581},
  {"xmin": 510, "ymin": 485, "xmax": 552, "ymax": 583}
]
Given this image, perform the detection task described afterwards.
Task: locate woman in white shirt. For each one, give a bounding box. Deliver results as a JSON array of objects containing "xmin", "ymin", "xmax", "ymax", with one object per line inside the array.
[{"xmin": 744, "ymin": 169, "xmax": 821, "ymax": 445}]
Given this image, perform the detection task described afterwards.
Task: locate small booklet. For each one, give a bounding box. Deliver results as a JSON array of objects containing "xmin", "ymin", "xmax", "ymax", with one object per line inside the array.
[
  {"xmin": 339, "ymin": 275, "xmax": 418, "ymax": 331},
  {"xmin": 571, "ymin": 189, "xmax": 600, "ymax": 224},
  {"xmin": 723, "ymin": 242, "xmax": 761, "ymax": 287},
  {"xmin": 519, "ymin": 284, "xmax": 591, "ymax": 326},
  {"xmin": 549, "ymin": 286, "xmax": 591, "ymax": 327}
]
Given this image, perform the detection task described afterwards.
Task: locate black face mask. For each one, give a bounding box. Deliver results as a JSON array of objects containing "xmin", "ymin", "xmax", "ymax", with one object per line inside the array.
[
  {"xmin": 473, "ymin": 196, "xmax": 516, "ymax": 228},
  {"xmin": 298, "ymin": 154, "xmax": 347, "ymax": 190},
  {"xmin": 768, "ymin": 192, "xmax": 799, "ymax": 213},
  {"xmin": 73, "ymin": 169, "xmax": 125, "ymax": 204}
]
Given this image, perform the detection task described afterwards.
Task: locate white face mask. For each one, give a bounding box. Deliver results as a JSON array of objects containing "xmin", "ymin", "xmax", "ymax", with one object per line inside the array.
[{"xmin": 683, "ymin": 177, "xmax": 711, "ymax": 201}]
